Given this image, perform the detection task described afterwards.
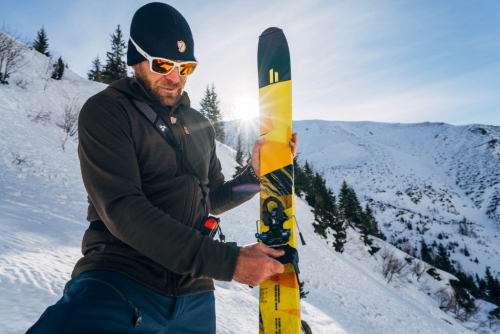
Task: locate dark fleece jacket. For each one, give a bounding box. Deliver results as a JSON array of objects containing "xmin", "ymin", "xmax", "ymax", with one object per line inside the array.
[{"xmin": 72, "ymin": 77, "xmax": 260, "ymax": 296}]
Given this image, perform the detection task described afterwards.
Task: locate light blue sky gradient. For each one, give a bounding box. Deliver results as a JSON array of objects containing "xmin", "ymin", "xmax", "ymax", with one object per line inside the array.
[{"xmin": 3, "ymin": 0, "xmax": 499, "ymax": 125}]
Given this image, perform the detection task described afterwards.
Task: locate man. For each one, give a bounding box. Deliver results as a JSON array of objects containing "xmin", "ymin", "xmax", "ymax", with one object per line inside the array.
[{"xmin": 27, "ymin": 2, "xmax": 298, "ymax": 334}]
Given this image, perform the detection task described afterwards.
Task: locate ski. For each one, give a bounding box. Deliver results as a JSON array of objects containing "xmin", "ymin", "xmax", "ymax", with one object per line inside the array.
[{"xmin": 256, "ymin": 27, "xmax": 301, "ymax": 334}]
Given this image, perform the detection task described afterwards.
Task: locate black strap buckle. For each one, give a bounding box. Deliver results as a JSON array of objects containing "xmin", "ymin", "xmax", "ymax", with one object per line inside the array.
[{"xmin": 200, "ymin": 216, "xmax": 226, "ymax": 242}]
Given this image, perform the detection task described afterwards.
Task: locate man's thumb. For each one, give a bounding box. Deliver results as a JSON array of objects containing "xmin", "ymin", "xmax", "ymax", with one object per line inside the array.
[{"xmin": 255, "ymin": 137, "xmax": 265, "ymax": 148}]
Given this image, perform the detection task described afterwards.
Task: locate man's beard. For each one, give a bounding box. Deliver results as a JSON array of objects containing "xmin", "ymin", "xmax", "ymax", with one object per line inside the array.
[{"xmin": 135, "ymin": 66, "xmax": 184, "ymax": 107}]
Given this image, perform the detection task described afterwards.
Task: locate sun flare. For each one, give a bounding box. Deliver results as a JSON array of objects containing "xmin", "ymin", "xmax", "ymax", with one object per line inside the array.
[{"xmin": 230, "ymin": 94, "xmax": 259, "ymax": 121}]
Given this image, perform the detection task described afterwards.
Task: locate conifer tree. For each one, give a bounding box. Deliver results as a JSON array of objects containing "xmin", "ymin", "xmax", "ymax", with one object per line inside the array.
[
  {"xmin": 362, "ymin": 203, "xmax": 386, "ymax": 240},
  {"xmin": 347, "ymin": 186, "xmax": 364, "ymax": 227},
  {"xmin": 299, "ymin": 281, "xmax": 309, "ymax": 299},
  {"xmin": 51, "ymin": 56, "xmax": 65, "ymax": 80},
  {"xmin": 304, "ymin": 164, "xmax": 319, "ymax": 207},
  {"xmin": 339, "ymin": 181, "xmax": 362, "ymax": 224},
  {"xmin": 308, "ymin": 171, "xmax": 346, "ymax": 253},
  {"xmin": 327, "ymin": 190, "xmax": 346, "ymax": 253},
  {"xmin": 302, "ymin": 161, "xmax": 314, "ymax": 205},
  {"xmin": 199, "ymin": 84, "xmax": 225, "ymax": 142},
  {"xmin": 87, "ymin": 56, "xmax": 103, "ymax": 82},
  {"xmin": 293, "ymin": 160, "xmax": 308, "ymax": 197},
  {"xmin": 33, "ymin": 26, "xmax": 50, "ymax": 57},
  {"xmin": 102, "ymin": 25, "xmax": 128, "ymax": 84},
  {"xmin": 199, "ymin": 85, "xmax": 211, "ymax": 118},
  {"xmin": 420, "ymin": 239, "xmax": 433, "ymax": 265},
  {"xmin": 477, "ymin": 273, "xmax": 487, "ymax": 299},
  {"xmin": 293, "ymin": 158, "xmax": 305, "ymax": 197},
  {"xmin": 357, "ymin": 204, "xmax": 379, "ymax": 253},
  {"xmin": 449, "ymin": 279, "xmax": 477, "ymax": 318},
  {"xmin": 311, "ymin": 173, "xmax": 330, "ymax": 238},
  {"xmin": 485, "ymin": 267, "xmax": 500, "ymax": 305},
  {"xmin": 303, "ymin": 161, "xmax": 313, "ymax": 180},
  {"xmin": 455, "ymin": 269, "xmax": 481, "ymax": 300},
  {"xmin": 338, "ymin": 181, "xmax": 363, "ymax": 227},
  {"xmin": 434, "ymin": 243, "xmax": 453, "ymax": 273},
  {"xmin": 338, "ymin": 180, "xmax": 350, "ymax": 220}
]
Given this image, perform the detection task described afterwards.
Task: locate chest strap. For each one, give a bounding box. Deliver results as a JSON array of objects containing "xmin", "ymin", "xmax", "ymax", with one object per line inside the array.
[{"xmin": 129, "ymin": 98, "xmax": 208, "ymax": 216}]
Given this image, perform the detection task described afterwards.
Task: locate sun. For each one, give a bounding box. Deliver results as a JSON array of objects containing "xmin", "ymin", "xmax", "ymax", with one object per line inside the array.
[{"xmin": 230, "ymin": 94, "xmax": 259, "ymax": 121}]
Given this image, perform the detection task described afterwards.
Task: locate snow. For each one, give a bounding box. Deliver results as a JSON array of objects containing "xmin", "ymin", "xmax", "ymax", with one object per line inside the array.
[
  {"xmin": 0, "ymin": 36, "xmax": 498, "ymax": 334},
  {"xmin": 225, "ymin": 119, "xmax": 500, "ymax": 284}
]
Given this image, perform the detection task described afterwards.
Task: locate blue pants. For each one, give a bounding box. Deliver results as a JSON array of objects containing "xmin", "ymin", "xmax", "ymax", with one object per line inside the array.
[{"xmin": 26, "ymin": 271, "xmax": 216, "ymax": 334}]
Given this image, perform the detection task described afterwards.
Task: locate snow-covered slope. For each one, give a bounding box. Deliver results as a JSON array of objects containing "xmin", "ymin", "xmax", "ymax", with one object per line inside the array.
[
  {"xmin": 1, "ymin": 38, "xmax": 498, "ymax": 333},
  {"xmin": 294, "ymin": 121, "xmax": 500, "ymax": 279},
  {"xmin": 225, "ymin": 119, "xmax": 500, "ymax": 283}
]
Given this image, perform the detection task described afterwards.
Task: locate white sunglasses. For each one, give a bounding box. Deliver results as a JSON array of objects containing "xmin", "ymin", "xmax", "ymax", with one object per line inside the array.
[{"xmin": 130, "ymin": 37, "xmax": 198, "ymax": 76}]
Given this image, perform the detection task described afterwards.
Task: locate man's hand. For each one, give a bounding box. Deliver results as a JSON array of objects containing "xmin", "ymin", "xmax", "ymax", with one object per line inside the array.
[
  {"xmin": 232, "ymin": 243, "xmax": 285, "ymax": 287},
  {"xmin": 251, "ymin": 133, "xmax": 298, "ymax": 177}
]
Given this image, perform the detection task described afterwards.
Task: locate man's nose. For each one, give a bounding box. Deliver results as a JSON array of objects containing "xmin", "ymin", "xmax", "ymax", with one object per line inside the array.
[{"xmin": 165, "ymin": 67, "xmax": 181, "ymax": 83}]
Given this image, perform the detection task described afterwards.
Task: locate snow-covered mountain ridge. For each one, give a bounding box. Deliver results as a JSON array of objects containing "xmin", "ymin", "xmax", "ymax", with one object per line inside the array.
[
  {"xmin": 225, "ymin": 119, "xmax": 500, "ymax": 282},
  {"xmin": 1, "ymin": 36, "xmax": 499, "ymax": 333}
]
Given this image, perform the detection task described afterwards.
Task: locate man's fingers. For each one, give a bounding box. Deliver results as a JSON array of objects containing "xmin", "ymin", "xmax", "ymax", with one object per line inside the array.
[
  {"xmin": 260, "ymin": 245, "xmax": 285, "ymax": 258},
  {"xmin": 252, "ymin": 138, "xmax": 265, "ymax": 158},
  {"xmin": 253, "ymin": 137, "xmax": 265, "ymax": 152},
  {"xmin": 270, "ymin": 259, "xmax": 285, "ymax": 274},
  {"xmin": 289, "ymin": 133, "xmax": 298, "ymax": 157},
  {"xmin": 290, "ymin": 141, "xmax": 297, "ymax": 157}
]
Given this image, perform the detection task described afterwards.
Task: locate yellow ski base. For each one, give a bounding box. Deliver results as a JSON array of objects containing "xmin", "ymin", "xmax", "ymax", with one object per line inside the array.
[
  {"xmin": 259, "ymin": 77, "xmax": 300, "ymax": 333},
  {"xmin": 259, "ymin": 264, "xmax": 300, "ymax": 334}
]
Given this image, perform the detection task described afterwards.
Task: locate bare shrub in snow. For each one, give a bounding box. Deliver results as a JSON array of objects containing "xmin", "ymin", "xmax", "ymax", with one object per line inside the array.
[
  {"xmin": 40, "ymin": 58, "xmax": 54, "ymax": 91},
  {"xmin": 435, "ymin": 284, "xmax": 477, "ymax": 322},
  {"xmin": 435, "ymin": 287, "xmax": 454, "ymax": 312},
  {"xmin": 28, "ymin": 108, "xmax": 51, "ymax": 124},
  {"xmin": 14, "ymin": 76, "xmax": 29, "ymax": 89},
  {"xmin": 418, "ymin": 283, "xmax": 431, "ymax": 294},
  {"xmin": 411, "ymin": 261, "xmax": 429, "ymax": 282},
  {"xmin": 488, "ymin": 307, "xmax": 500, "ymax": 331},
  {"xmin": 11, "ymin": 152, "xmax": 29, "ymax": 165},
  {"xmin": 0, "ymin": 26, "xmax": 29, "ymax": 85},
  {"xmin": 57, "ymin": 96, "xmax": 81, "ymax": 150},
  {"xmin": 381, "ymin": 246, "xmax": 408, "ymax": 284},
  {"xmin": 399, "ymin": 239, "xmax": 413, "ymax": 254},
  {"xmin": 380, "ymin": 245, "xmax": 391, "ymax": 261}
]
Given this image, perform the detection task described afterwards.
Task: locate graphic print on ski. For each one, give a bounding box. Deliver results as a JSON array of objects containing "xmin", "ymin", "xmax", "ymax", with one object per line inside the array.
[{"xmin": 257, "ymin": 27, "xmax": 300, "ymax": 334}]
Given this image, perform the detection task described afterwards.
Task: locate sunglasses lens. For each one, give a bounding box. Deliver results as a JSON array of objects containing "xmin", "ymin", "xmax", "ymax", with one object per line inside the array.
[
  {"xmin": 179, "ymin": 62, "xmax": 197, "ymax": 76},
  {"xmin": 151, "ymin": 59, "xmax": 175, "ymax": 74}
]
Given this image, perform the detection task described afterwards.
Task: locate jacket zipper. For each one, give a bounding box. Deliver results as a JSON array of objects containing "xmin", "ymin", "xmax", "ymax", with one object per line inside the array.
[{"xmin": 169, "ymin": 111, "xmax": 189, "ymax": 174}]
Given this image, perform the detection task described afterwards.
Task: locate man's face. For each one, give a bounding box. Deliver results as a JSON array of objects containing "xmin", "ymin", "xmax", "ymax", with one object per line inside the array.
[{"xmin": 133, "ymin": 60, "xmax": 188, "ymax": 107}]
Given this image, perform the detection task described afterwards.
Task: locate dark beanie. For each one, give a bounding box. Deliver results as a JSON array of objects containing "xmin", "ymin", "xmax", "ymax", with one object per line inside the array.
[{"xmin": 127, "ymin": 2, "xmax": 196, "ymax": 66}]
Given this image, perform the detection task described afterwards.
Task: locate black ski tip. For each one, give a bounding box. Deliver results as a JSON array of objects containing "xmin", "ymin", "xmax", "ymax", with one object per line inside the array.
[
  {"xmin": 259, "ymin": 27, "xmax": 282, "ymax": 38},
  {"xmin": 257, "ymin": 27, "xmax": 290, "ymax": 88}
]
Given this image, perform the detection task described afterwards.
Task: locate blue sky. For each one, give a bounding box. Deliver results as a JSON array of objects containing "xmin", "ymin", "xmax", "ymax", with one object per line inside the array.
[{"xmin": 2, "ymin": 0, "xmax": 499, "ymax": 125}]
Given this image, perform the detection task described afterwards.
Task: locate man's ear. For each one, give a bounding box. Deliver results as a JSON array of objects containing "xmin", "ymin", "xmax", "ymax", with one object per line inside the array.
[{"xmin": 131, "ymin": 64, "xmax": 140, "ymax": 78}]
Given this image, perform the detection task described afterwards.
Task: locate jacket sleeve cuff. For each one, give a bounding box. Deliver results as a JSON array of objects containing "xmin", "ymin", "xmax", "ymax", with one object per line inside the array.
[
  {"xmin": 195, "ymin": 238, "xmax": 240, "ymax": 281},
  {"xmin": 235, "ymin": 165, "xmax": 261, "ymax": 186},
  {"xmin": 248, "ymin": 165, "xmax": 261, "ymax": 182}
]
